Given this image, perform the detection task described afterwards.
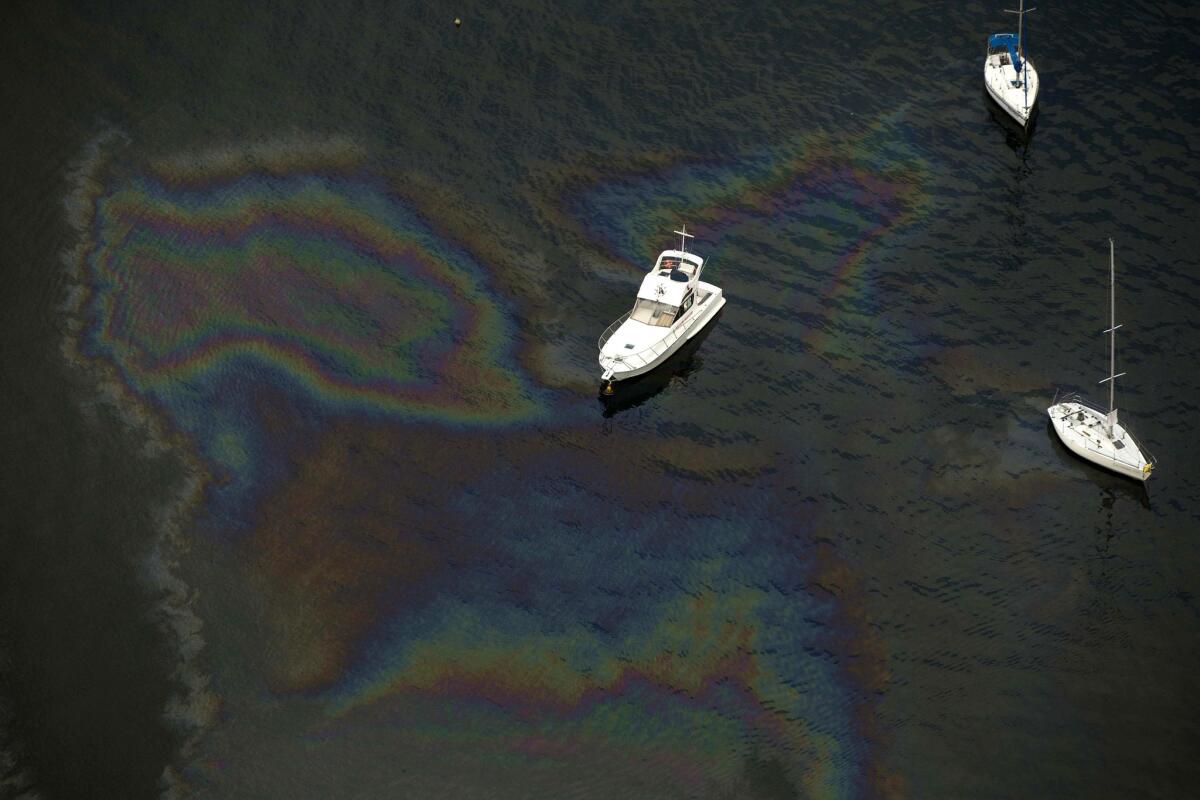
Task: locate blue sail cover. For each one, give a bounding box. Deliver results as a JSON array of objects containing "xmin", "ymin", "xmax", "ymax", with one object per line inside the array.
[{"xmin": 988, "ymin": 33, "xmax": 1023, "ymax": 75}]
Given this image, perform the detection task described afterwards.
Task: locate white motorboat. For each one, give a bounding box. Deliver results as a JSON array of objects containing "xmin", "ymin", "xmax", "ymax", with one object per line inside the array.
[
  {"xmin": 1048, "ymin": 240, "xmax": 1155, "ymax": 482},
  {"xmin": 984, "ymin": 0, "xmax": 1039, "ymax": 127},
  {"xmin": 598, "ymin": 226, "xmax": 725, "ymax": 393}
]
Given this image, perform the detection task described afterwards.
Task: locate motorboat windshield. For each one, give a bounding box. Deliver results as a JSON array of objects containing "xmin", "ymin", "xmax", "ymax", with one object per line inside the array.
[{"xmin": 630, "ymin": 298, "xmax": 678, "ymax": 327}]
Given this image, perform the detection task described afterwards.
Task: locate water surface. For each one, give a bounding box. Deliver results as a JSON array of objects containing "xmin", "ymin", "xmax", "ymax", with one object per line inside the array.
[{"xmin": 2, "ymin": 2, "xmax": 1198, "ymax": 798}]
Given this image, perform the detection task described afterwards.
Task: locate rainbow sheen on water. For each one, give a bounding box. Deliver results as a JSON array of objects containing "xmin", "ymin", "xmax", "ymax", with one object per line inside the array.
[
  {"xmin": 72, "ymin": 153, "xmax": 551, "ymax": 511},
  {"xmin": 63, "ymin": 133, "xmax": 921, "ymax": 796}
]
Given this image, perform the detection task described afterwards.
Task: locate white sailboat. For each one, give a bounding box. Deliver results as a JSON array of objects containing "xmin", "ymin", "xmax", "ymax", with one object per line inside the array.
[
  {"xmin": 1048, "ymin": 240, "xmax": 1155, "ymax": 482},
  {"xmin": 984, "ymin": 0, "xmax": 1039, "ymax": 127},
  {"xmin": 597, "ymin": 226, "xmax": 725, "ymax": 394}
]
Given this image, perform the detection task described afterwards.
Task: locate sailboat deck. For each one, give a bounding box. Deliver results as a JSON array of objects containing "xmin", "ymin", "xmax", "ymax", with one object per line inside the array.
[
  {"xmin": 983, "ymin": 55, "xmax": 1038, "ymax": 123},
  {"xmin": 1049, "ymin": 400, "xmax": 1154, "ymax": 475}
]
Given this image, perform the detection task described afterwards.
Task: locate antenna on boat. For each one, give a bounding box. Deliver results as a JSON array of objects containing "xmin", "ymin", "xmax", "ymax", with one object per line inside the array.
[
  {"xmin": 1004, "ymin": 0, "xmax": 1035, "ymax": 108},
  {"xmin": 1097, "ymin": 238, "xmax": 1125, "ymax": 437},
  {"xmin": 674, "ymin": 224, "xmax": 693, "ymax": 255}
]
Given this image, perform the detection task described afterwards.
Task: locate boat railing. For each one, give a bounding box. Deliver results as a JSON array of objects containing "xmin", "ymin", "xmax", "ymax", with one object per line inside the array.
[
  {"xmin": 1120, "ymin": 426, "xmax": 1157, "ymax": 468},
  {"xmin": 598, "ymin": 280, "xmax": 718, "ymax": 374},
  {"xmin": 598, "ymin": 316, "xmax": 687, "ymax": 372},
  {"xmin": 597, "ymin": 311, "xmax": 630, "ymax": 351},
  {"xmin": 1075, "ymin": 436, "xmax": 1156, "ymax": 473},
  {"xmin": 1054, "ymin": 391, "xmax": 1109, "ymax": 416}
]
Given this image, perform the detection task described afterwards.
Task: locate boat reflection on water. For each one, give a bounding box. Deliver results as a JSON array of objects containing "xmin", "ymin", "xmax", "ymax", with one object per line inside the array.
[
  {"xmin": 1045, "ymin": 419, "xmax": 1152, "ymax": 510},
  {"xmin": 598, "ymin": 308, "xmax": 723, "ymax": 418},
  {"xmin": 984, "ymin": 88, "xmax": 1041, "ymax": 154},
  {"xmin": 984, "ymin": 87, "xmax": 1039, "ymax": 153}
]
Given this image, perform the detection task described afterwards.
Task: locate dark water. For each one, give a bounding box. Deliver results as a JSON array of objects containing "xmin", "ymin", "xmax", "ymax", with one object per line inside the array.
[{"xmin": 3, "ymin": 1, "xmax": 1199, "ymax": 798}]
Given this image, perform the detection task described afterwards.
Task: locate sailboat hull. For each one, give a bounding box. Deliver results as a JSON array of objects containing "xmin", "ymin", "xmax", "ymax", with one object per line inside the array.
[
  {"xmin": 984, "ymin": 55, "xmax": 1039, "ymax": 127},
  {"xmin": 1048, "ymin": 401, "xmax": 1152, "ymax": 482}
]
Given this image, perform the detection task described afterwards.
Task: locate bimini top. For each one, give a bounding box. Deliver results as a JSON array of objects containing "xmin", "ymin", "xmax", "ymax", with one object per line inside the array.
[{"xmin": 988, "ymin": 33, "xmax": 1023, "ymax": 75}]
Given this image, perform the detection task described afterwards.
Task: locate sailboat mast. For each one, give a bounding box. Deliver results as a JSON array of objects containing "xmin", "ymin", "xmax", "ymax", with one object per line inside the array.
[
  {"xmin": 1002, "ymin": 0, "xmax": 1036, "ymax": 59},
  {"xmin": 1097, "ymin": 238, "xmax": 1126, "ymax": 436},
  {"xmin": 1109, "ymin": 238, "xmax": 1116, "ymax": 414},
  {"xmin": 1004, "ymin": 0, "xmax": 1035, "ymax": 103},
  {"xmin": 1022, "ymin": 0, "xmax": 1028, "ymax": 111},
  {"xmin": 1017, "ymin": 0, "xmax": 1024, "ymax": 57}
]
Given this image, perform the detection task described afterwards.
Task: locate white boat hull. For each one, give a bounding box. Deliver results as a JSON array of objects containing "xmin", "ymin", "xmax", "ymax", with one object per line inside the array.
[
  {"xmin": 599, "ymin": 282, "xmax": 724, "ymax": 382},
  {"xmin": 1048, "ymin": 401, "xmax": 1153, "ymax": 482},
  {"xmin": 984, "ymin": 54, "xmax": 1039, "ymax": 126}
]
